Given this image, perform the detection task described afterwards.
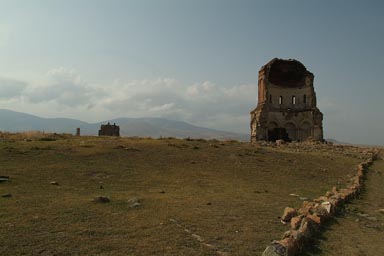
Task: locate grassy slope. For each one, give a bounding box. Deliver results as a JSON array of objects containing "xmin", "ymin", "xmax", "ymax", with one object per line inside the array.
[{"xmin": 0, "ymin": 136, "xmax": 363, "ymax": 255}]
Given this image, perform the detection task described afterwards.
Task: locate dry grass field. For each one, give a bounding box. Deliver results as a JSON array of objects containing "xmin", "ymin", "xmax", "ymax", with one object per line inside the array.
[{"xmin": 0, "ymin": 134, "xmax": 370, "ymax": 255}]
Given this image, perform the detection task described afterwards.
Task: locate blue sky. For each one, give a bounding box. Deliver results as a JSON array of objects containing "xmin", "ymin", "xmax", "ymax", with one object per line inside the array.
[{"xmin": 0, "ymin": 0, "xmax": 383, "ymax": 145}]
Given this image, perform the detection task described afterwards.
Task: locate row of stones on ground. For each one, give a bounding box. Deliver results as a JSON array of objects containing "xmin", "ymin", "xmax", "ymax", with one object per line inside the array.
[{"xmin": 262, "ymin": 148, "xmax": 380, "ymax": 256}]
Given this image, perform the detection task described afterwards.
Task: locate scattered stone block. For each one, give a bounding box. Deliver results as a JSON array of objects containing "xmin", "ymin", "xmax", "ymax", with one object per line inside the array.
[
  {"xmin": 307, "ymin": 214, "xmax": 321, "ymax": 225},
  {"xmin": 298, "ymin": 217, "xmax": 318, "ymax": 241},
  {"xmin": 290, "ymin": 215, "xmax": 304, "ymax": 230},
  {"xmin": 262, "ymin": 242, "xmax": 288, "ymax": 256},
  {"xmin": 314, "ymin": 196, "xmax": 330, "ymax": 203},
  {"xmin": 50, "ymin": 181, "xmax": 59, "ymax": 185},
  {"xmin": 320, "ymin": 202, "xmax": 332, "ymax": 214},
  {"xmin": 281, "ymin": 207, "xmax": 297, "ymax": 222},
  {"xmin": 131, "ymin": 202, "xmax": 140, "ymax": 208},
  {"xmin": 279, "ymin": 237, "xmax": 299, "ymax": 256},
  {"xmin": 128, "ymin": 197, "xmax": 141, "ymax": 208},
  {"xmin": 299, "ymin": 201, "xmax": 316, "ymax": 215},
  {"xmin": 282, "ymin": 230, "xmax": 292, "ymax": 239}
]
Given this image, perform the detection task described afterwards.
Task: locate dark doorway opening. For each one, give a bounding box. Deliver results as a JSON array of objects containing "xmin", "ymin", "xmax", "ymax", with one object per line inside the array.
[{"xmin": 268, "ymin": 128, "xmax": 291, "ymax": 142}]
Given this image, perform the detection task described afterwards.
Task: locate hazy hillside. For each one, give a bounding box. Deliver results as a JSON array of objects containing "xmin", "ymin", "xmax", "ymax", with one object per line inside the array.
[
  {"xmin": 0, "ymin": 109, "xmax": 89, "ymax": 133},
  {"xmin": 0, "ymin": 109, "xmax": 248, "ymax": 141}
]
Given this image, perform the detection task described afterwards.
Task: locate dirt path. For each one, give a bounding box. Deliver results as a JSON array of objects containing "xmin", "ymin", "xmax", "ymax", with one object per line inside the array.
[{"xmin": 311, "ymin": 152, "xmax": 384, "ymax": 255}]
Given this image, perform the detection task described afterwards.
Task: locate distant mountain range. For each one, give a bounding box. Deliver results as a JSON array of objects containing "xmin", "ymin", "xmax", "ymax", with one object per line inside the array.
[{"xmin": 0, "ymin": 109, "xmax": 249, "ymax": 141}]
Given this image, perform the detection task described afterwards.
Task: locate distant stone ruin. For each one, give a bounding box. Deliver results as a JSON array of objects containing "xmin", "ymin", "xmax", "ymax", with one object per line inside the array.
[
  {"xmin": 98, "ymin": 122, "xmax": 120, "ymax": 137},
  {"xmin": 250, "ymin": 58, "xmax": 323, "ymax": 142}
]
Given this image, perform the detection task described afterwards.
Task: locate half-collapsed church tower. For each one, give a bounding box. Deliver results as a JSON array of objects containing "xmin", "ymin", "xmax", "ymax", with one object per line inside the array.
[{"xmin": 250, "ymin": 58, "xmax": 323, "ymax": 142}]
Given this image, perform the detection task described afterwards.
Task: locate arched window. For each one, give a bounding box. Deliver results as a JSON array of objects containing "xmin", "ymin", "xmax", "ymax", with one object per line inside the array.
[
  {"xmin": 303, "ymin": 94, "xmax": 307, "ymax": 104},
  {"xmin": 292, "ymin": 96, "xmax": 296, "ymax": 105},
  {"xmin": 279, "ymin": 96, "xmax": 283, "ymax": 105},
  {"xmin": 269, "ymin": 94, "xmax": 272, "ymax": 104}
]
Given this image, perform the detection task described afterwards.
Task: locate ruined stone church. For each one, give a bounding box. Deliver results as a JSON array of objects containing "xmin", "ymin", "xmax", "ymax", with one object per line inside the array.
[
  {"xmin": 250, "ymin": 58, "xmax": 323, "ymax": 142},
  {"xmin": 98, "ymin": 122, "xmax": 120, "ymax": 137}
]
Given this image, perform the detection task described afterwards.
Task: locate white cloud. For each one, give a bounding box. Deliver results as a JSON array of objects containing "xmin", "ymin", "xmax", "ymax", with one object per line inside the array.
[
  {"xmin": 24, "ymin": 67, "xmax": 105, "ymax": 107},
  {"xmin": 100, "ymin": 78, "xmax": 256, "ymax": 133},
  {"xmin": 149, "ymin": 103, "xmax": 177, "ymax": 112},
  {"xmin": 187, "ymin": 81, "xmax": 217, "ymax": 98},
  {"xmin": 1, "ymin": 69, "xmax": 257, "ymax": 133},
  {"xmin": 0, "ymin": 76, "xmax": 27, "ymax": 100}
]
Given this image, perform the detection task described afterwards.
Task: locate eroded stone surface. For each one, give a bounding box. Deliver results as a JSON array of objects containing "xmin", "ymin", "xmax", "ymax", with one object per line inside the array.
[
  {"xmin": 282, "ymin": 207, "xmax": 297, "ymax": 222},
  {"xmin": 290, "ymin": 215, "xmax": 304, "ymax": 230},
  {"xmin": 262, "ymin": 242, "xmax": 288, "ymax": 256}
]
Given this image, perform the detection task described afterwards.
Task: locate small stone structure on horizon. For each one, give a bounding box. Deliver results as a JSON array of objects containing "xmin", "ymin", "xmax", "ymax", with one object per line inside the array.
[
  {"xmin": 98, "ymin": 122, "xmax": 120, "ymax": 137},
  {"xmin": 76, "ymin": 128, "xmax": 80, "ymax": 136},
  {"xmin": 250, "ymin": 58, "xmax": 323, "ymax": 142}
]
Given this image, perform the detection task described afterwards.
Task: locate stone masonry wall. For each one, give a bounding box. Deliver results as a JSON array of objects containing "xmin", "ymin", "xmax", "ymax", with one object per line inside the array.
[{"xmin": 262, "ymin": 148, "xmax": 379, "ymax": 256}]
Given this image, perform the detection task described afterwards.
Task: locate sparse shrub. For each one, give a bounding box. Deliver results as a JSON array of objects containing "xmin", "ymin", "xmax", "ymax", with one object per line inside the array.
[
  {"xmin": 125, "ymin": 147, "xmax": 140, "ymax": 152},
  {"xmin": 31, "ymin": 146, "xmax": 53, "ymax": 150},
  {"xmin": 80, "ymin": 144, "xmax": 95, "ymax": 148},
  {"xmin": 93, "ymin": 196, "xmax": 110, "ymax": 203},
  {"xmin": 39, "ymin": 137, "xmax": 56, "ymax": 141},
  {"xmin": 184, "ymin": 137, "xmax": 207, "ymax": 142}
]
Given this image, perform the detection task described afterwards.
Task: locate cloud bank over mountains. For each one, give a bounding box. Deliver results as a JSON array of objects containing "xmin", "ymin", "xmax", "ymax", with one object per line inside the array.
[{"xmin": 0, "ymin": 68, "xmax": 257, "ymax": 133}]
